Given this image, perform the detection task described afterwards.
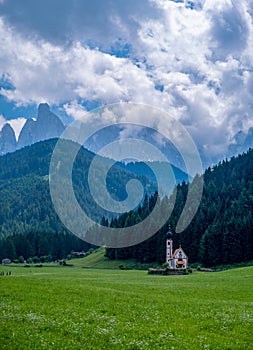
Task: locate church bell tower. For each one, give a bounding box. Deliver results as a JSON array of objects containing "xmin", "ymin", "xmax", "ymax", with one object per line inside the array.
[{"xmin": 166, "ymin": 227, "xmax": 173, "ymax": 268}]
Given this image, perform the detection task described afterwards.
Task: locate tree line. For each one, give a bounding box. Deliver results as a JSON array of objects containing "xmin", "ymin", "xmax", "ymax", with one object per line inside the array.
[{"xmin": 0, "ymin": 231, "xmax": 92, "ymax": 262}]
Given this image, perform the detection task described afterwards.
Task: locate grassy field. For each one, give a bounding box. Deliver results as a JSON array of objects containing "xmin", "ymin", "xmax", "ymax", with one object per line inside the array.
[
  {"xmin": 67, "ymin": 247, "xmax": 129, "ymax": 268},
  {"xmin": 67, "ymin": 247, "xmax": 153, "ymax": 269},
  {"xmin": 0, "ymin": 265, "xmax": 252, "ymax": 350}
]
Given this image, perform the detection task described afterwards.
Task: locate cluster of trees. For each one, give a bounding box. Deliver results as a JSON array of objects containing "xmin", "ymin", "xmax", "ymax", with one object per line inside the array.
[
  {"xmin": 105, "ymin": 150, "xmax": 253, "ymax": 267},
  {"xmin": 0, "ymin": 231, "xmax": 92, "ymax": 262}
]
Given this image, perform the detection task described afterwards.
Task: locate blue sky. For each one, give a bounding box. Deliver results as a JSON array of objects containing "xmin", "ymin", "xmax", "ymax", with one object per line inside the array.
[{"xmin": 0, "ymin": 0, "xmax": 253, "ymax": 164}]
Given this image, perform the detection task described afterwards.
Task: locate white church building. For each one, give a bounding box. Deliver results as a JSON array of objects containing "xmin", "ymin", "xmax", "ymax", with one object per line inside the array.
[{"xmin": 166, "ymin": 229, "xmax": 188, "ymax": 269}]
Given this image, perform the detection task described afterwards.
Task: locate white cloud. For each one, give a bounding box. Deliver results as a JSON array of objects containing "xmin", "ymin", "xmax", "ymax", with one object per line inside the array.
[
  {"xmin": 0, "ymin": 115, "xmax": 26, "ymax": 139},
  {"xmin": 132, "ymin": 0, "xmax": 253, "ymax": 157},
  {"xmin": 63, "ymin": 101, "xmax": 89, "ymax": 122},
  {"xmin": 0, "ymin": 0, "xmax": 161, "ymax": 47},
  {"xmin": 7, "ymin": 118, "xmax": 26, "ymax": 139},
  {"xmin": 0, "ymin": 114, "xmax": 6, "ymax": 131},
  {"xmin": 0, "ymin": 20, "xmax": 161, "ymax": 108},
  {"xmin": 0, "ymin": 0, "xmax": 253, "ymax": 164}
]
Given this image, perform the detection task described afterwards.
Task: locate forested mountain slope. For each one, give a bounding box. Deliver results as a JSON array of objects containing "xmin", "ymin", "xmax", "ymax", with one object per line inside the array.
[
  {"xmin": 105, "ymin": 150, "xmax": 253, "ymax": 267},
  {"xmin": 0, "ymin": 138, "xmax": 156, "ymax": 239}
]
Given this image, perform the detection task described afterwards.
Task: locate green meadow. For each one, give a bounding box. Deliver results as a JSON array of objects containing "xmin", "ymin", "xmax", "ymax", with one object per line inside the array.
[{"xmin": 0, "ymin": 265, "xmax": 252, "ymax": 350}]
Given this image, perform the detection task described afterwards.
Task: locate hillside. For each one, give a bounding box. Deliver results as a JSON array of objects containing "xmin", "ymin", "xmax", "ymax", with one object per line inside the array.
[
  {"xmin": 105, "ymin": 149, "xmax": 253, "ymax": 267},
  {"xmin": 68, "ymin": 247, "xmax": 133, "ymax": 269},
  {"xmin": 0, "ymin": 138, "xmax": 157, "ymax": 239}
]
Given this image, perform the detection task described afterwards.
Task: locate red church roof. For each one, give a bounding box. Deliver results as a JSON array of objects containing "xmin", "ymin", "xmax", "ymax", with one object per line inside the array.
[{"xmin": 172, "ymin": 246, "xmax": 188, "ymax": 259}]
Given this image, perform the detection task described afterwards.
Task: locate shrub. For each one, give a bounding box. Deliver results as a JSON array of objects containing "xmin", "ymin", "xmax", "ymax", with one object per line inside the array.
[
  {"xmin": 32, "ymin": 256, "xmax": 40, "ymax": 263},
  {"xmin": 18, "ymin": 256, "xmax": 24, "ymax": 264}
]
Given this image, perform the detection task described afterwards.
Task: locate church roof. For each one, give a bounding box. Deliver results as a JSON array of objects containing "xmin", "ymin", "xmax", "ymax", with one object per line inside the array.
[{"xmin": 172, "ymin": 246, "xmax": 188, "ymax": 259}]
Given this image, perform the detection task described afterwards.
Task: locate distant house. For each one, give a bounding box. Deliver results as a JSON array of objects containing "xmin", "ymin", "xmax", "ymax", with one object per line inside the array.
[
  {"xmin": 70, "ymin": 251, "xmax": 86, "ymax": 257},
  {"xmin": 2, "ymin": 258, "xmax": 11, "ymax": 265}
]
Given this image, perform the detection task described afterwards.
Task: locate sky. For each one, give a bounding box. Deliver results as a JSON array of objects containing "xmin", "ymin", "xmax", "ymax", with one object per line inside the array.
[{"xmin": 0, "ymin": 0, "xmax": 253, "ymax": 165}]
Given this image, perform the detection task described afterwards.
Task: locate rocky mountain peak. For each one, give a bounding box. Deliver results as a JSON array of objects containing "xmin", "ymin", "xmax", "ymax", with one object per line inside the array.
[
  {"xmin": 17, "ymin": 119, "xmax": 37, "ymax": 149},
  {"xmin": 0, "ymin": 123, "xmax": 17, "ymax": 155},
  {"xmin": 228, "ymin": 127, "xmax": 253, "ymax": 157},
  {"xmin": 38, "ymin": 103, "xmax": 50, "ymax": 116},
  {"xmin": 35, "ymin": 103, "xmax": 65, "ymax": 140},
  {"xmin": 17, "ymin": 103, "xmax": 65, "ymax": 150}
]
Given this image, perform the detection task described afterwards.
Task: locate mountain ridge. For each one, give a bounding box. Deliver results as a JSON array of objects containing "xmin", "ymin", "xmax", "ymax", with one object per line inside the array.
[{"xmin": 0, "ymin": 103, "xmax": 65, "ymax": 155}]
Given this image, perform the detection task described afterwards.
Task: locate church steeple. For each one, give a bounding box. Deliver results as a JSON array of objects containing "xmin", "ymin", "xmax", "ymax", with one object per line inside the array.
[
  {"xmin": 165, "ymin": 226, "xmax": 173, "ymax": 265},
  {"xmin": 165, "ymin": 228, "xmax": 188, "ymax": 269},
  {"xmin": 166, "ymin": 225, "xmax": 173, "ymax": 239}
]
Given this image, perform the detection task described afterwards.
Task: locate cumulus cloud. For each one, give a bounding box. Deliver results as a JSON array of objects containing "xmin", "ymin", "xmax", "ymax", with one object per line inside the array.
[
  {"xmin": 0, "ymin": 19, "xmax": 161, "ymax": 107},
  {"xmin": 7, "ymin": 118, "xmax": 26, "ymax": 139},
  {"xmin": 206, "ymin": 0, "xmax": 250, "ymax": 59},
  {"xmin": 0, "ymin": 0, "xmax": 253, "ymax": 165},
  {"xmin": 0, "ymin": 0, "xmax": 161, "ymax": 46},
  {"xmin": 134, "ymin": 0, "xmax": 253, "ymax": 159},
  {"xmin": 0, "ymin": 114, "xmax": 5, "ymax": 131},
  {"xmin": 0, "ymin": 114, "xmax": 26, "ymax": 139}
]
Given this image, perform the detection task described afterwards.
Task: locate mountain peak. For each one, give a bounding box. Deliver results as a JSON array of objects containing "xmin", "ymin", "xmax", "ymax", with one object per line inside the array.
[
  {"xmin": 0, "ymin": 123, "xmax": 17, "ymax": 155},
  {"xmin": 36, "ymin": 103, "xmax": 65, "ymax": 139},
  {"xmin": 1, "ymin": 122, "xmax": 15, "ymax": 134},
  {"xmin": 15, "ymin": 103, "xmax": 65, "ymax": 151},
  {"xmin": 38, "ymin": 103, "xmax": 50, "ymax": 117},
  {"xmin": 229, "ymin": 127, "xmax": 253, "ymax": 157}
]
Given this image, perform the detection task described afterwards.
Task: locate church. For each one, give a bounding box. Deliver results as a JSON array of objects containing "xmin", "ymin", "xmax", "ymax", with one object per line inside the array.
[{"xmin": 165, "ymin": 229, "xmax": 188, "ymax": 269}]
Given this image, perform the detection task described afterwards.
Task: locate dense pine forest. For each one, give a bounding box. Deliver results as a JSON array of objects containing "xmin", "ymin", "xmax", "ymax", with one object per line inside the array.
[
  {"xmin": 105, "ymin": 150, "xmax": 253, "ymax": 267},
  {"xmin": 0, "ymin": 139, "xmax": 252, "ymax": 267},
  {"xmin": 0, "ymin": 231, "xmax": 92, "ymax": 263}
]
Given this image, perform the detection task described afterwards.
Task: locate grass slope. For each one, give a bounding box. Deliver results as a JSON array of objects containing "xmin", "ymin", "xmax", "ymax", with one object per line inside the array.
[
  {"xmin": 0, "ymin": 265, "xmax": 252, "ymax": 349},
  {"xmin": 68, "ymin": 247, "xmax": 135, "ymax": 269}
]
